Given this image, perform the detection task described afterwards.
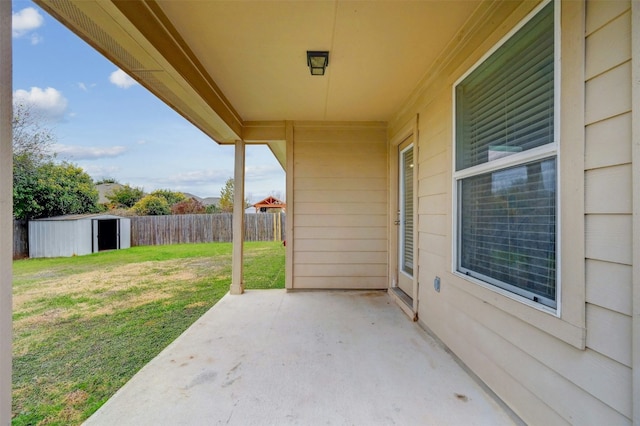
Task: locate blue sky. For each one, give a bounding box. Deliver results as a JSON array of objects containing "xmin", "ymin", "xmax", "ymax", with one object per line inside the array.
[{"xmin": 11, "ymin": 0, "xmax": 285, "ymax": 202}]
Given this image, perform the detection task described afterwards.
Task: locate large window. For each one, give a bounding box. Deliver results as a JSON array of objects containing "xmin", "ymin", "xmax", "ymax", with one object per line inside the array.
[{"xmin": 454, "ymin": 1, "xmax": 558, "ymax": 309}]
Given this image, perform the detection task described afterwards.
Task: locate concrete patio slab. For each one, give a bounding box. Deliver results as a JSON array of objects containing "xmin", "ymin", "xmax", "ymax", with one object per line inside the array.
[{"xmin": 84, "ymin": 290, "xmax": 517, "ymax": 425}]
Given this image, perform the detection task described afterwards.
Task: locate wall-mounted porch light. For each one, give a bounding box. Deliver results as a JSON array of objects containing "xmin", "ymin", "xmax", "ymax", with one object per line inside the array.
[{"xmin": 307, "ymin": 51, "xmax": 329, "ymax": 76}]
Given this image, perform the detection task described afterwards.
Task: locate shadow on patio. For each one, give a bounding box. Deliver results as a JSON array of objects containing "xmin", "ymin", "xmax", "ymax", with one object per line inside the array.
[{"xmin": 84, "ymin": 290, "xmax": 517, "ymax": 425}]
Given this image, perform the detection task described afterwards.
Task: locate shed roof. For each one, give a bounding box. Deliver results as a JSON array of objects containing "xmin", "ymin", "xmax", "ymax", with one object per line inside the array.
[{"xmin": 33, "ymin": 214, "xmax": 130, "ymax": 222}]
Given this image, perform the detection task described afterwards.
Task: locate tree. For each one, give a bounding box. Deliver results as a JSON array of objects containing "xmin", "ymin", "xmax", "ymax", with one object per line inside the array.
[
  {"xmin": 218, "ymin": 178, "xmax": 250, "ymax": 213},
  {"xmin": 95, "ymin": 177, "xmax": 117, "ymax": 185},
  {"xmin": 12, "ymin": 102, "xmax": 55, "ymax": 164},
  {"xmin": 12, "ymin": 103, "xmax": 100, "ymax": 219},
  {"xmin": 12, "ymin": 102, "xmax": 55, "ymax": 219},
  {"xmin": 219, "ymin": 178, "xmax": 234, "ymax": 212},
  {"xmin": 150, "ymin": 189, "xmax": 186, "ymax": 207},
  {"xmin": 132, "ymin": 195, "xmax": 170, "ymax": 216},
  {"xmin": 106, "ymin": 184, "xmax": 144, "ymax": 208},
  {"xmin": 14, "ymin": 161, "xmax": 100, "ymax": 219}
]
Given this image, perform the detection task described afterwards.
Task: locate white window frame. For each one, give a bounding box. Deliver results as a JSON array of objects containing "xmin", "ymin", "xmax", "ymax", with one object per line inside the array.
[{"xmin": 451, "ymin": 0, "xmax": 561, "ymax": 315}]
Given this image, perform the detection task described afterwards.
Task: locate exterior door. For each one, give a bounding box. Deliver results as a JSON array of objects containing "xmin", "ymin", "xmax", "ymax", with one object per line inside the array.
[{"xmin": 397, "ymin": 140, "xmax": 415, "ymax": 297}]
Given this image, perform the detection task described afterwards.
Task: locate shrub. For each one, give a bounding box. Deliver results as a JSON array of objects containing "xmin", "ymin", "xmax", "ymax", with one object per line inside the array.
[
  {"xmin": 205, "ymin": 204, "xmax": 220, "ymax": 214},
  {"xmin": 132, "ymin": 195, "xmax": 170, "ymax": 216},
  {"xmin": 171, "ymin": 198, "xmax": 206, "ymax": 215},
  {"xmin": 150, "ymin": 189, "xmax": 186, "ymax": 206},
  {"xmin": 107, "ymin": 184, "xmax": 144, "ymax": 208}
]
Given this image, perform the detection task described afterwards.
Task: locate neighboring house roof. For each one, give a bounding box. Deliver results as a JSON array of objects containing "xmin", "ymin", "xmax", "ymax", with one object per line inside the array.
[
  {"xmin": 183, "ymin": 192, "xmax": 220, "ymax": 206},
  {"xmin": 201, "ymin": 197, "xmax": 221, "ymax": 207},
  {"xmin": 252, "ymin": 196, "xmax": 286, "ymax": 212},
  {"xmin": 96, "ymin": 183, "xmax": 124, "ymax": 204},
  {"xmin": 182, "ymin": 192, "xmax": 203, "ymax": 202},
  {"xmin": 183, "ymin": 194, "xmax": 220, "ymax": 207}
]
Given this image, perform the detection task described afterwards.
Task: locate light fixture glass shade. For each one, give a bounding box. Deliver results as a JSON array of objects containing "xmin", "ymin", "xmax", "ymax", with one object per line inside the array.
[
  {"xmin": 309, "ymin": 56, "xmax": 327, "ymax": 68},
  {"xmin": 307, "ymin": 51, "xmax": 329, "ymax": 76}
]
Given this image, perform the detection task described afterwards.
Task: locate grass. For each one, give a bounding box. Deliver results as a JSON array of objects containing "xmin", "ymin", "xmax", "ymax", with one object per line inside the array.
[{"xmin": 12, "ymin": 241, "xmax": 285, "ymax": 425}]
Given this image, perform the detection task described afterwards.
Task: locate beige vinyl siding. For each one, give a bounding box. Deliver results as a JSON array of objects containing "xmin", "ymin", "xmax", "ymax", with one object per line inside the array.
[
  {"xmin": 292, "ymin": 123, "xmax": 388, "ymax": 289},
  {"xmin": 584, "ymin": 0, "xmax": 634, "ymax": 378},
  {"xmin": 388, "ymin": 0, "xmax": 633, "ymax": 424}
]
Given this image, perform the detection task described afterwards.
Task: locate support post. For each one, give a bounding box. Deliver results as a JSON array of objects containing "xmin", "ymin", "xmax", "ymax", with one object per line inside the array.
[
  {"xmin": 285, "ymin": 121, "xmax": 294, "ymax": 289},
  {"xmin": 0, "ymin": 0, "xmax": 12, "ymax": 422},
  {"xmin": 230, "ymin": 140, "xmax": 245, "ymax": 295}
]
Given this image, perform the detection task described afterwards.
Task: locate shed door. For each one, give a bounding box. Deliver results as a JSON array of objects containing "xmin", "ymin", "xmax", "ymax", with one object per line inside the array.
[
  {"xmin": 92, "ymin": 219, "xmax": 99, "ymax": 253},
  {"xmin": 98, "ymin": 219, "xmax": 120, "ymax": 251},
  {"xmin": 93, "ymin": 219, "xmax": 120, "ymax": 252}
]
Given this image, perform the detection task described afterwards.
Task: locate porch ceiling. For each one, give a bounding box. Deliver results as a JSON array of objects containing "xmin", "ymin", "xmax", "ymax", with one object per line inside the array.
[
  {"xmin": 154, "ymin": 0, "xmax": 479, "ymax": 123},
  {"xmin": 35, "ymin": 0, "xmax": 482, "ymax": 166}
]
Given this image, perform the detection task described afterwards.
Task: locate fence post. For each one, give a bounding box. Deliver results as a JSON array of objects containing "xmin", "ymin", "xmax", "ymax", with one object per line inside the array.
[{"xmin": 12, "ymin": 220, "xmax": 28, "ymax": 259}]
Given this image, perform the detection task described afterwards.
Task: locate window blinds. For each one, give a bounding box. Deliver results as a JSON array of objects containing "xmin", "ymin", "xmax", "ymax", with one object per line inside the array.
[
  {"xmin": 402, "ymin": 147, "xmax": 414, "ymax": 275},
  {"xmin": 454, "ymin": 2, "xmax": 557, "ymax": 308},
  {"xmin": 459, "ymin": 158, "xmax": 557, "ymax": 306},
  {"xmin": 456, "ymin": 2, "xmax": 554, "ymax": 171}
]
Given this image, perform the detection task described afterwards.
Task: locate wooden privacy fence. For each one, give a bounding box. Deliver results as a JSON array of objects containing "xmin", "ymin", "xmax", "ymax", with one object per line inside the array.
[
  {"xmin": 13, "ymin": 220, "xmax": 28, "ymax": 259},
  {"xmin": 130, "ymin": 213, "xmax": 285, "ymax": 247}
]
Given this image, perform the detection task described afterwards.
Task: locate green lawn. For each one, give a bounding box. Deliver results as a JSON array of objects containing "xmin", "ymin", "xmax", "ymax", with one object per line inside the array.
[{"xmin": 12, "ymin": 242, "xmax": 285, "ymax": 425}]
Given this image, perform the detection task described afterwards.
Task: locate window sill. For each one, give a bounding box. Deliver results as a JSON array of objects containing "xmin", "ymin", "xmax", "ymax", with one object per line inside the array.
[{"xmin": 453, "ymin": 271, "xmax": 559, "ymax": 316}]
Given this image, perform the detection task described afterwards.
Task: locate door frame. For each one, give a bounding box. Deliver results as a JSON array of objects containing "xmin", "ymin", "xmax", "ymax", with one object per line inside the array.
[{"xmin": 388, "ymin": 115, "xmax": 419, "ymax": 319}]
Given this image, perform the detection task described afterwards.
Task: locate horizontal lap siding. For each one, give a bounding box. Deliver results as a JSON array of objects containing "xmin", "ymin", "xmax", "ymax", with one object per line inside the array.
[
  {"xmin": 583, "ymin": 0, "xmax": 634, "ymax": 402},
  {"xmin": 409, "ymin": 1, "xmax": 633, "ymax": 424},
  {"xmin": 292, "ymin": 124, "xmax": 388, "ymax": 289}
]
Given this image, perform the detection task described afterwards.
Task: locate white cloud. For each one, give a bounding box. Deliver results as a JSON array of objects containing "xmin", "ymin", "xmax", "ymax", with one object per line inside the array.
[
  {"xmin": 163, "ymin": 169, "xmax": 231, "ymax": 186},
  {"xmin": 82, "ymin": 165, "xmax": 122, "ymax": 178},
  {"xmin": 109, "ymin": 69, "xmax": 138, "ymax": 89},
  {"xmin": 12, "ymin": 8, "xmax": 44, "ymax": 38},
  {"xmin": 77, "ymin": 82, "xmax": 96, "ymax": 92},
  {"xmin": 134, "ymin": 166, "xmax": 283, "ymax": 199},
  {"xmin": 245, "ymin": 164, "xmax": 284, "ymax": 180},
  {"xmin": 13, "ymin": 87, "xmax": 68, "ymax": 121},
  {"xmin": 53, "ymin": 144, "xmax": 128, "ymax": 160},
  {"xmin": 29, "ymin": 33, "xmax": 43, "ymax": 45}
]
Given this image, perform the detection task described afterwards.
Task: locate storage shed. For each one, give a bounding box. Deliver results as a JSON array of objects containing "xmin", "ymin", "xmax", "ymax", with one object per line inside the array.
[{"xmin": 29, "ymin": 214, "xmax": 131, "ymax": 258}]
